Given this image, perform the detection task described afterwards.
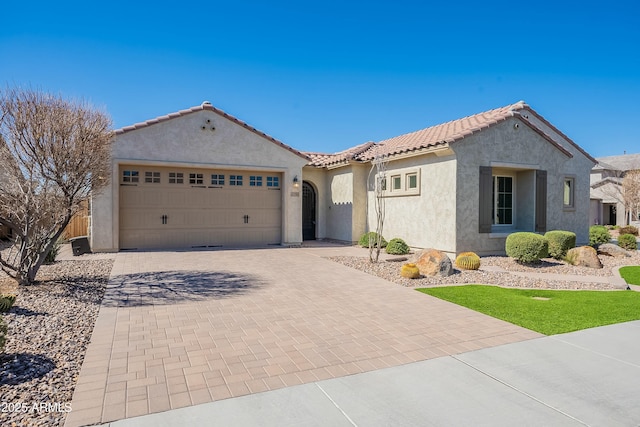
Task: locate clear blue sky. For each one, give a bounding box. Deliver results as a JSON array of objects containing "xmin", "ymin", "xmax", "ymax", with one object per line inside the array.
[{"xmin": 1, "ymin": 0, "xmax": 638, "ymax": 157}]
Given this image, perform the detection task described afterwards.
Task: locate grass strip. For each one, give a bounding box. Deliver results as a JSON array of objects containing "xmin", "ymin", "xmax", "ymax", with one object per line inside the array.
[
  {"xmin": 619, "ymin": 266, "xmax": 640, "ymax": 285},
  {"xmin": 418, "ymin": 285, "xmax": 640, "ymax": 335}
]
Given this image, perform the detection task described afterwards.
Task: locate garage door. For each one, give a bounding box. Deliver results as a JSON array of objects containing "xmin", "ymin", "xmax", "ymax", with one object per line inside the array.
[{"xmin": 119, "ymin": 166, "xmax": 282, "ymax": 249}]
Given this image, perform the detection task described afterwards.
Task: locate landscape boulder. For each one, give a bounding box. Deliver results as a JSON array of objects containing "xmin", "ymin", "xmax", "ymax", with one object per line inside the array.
[
  {"xmin": 597, "ymin": 243, "xmax": 630, "ymax": 258},
  {"xmin": 413, "ymin": 249, "xmax": 453, "ymax": 277},
  {"xmin": 566, "ymin": 246, "xmax": 603, "ymax": 269}
]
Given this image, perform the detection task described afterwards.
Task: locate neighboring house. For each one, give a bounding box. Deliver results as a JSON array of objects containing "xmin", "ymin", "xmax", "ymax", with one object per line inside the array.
[
  {"xmin": 91, "ymin": 101, "xmax": 595, "ymax": 256},
  {"xmin": 589, "ymin": 153, "xmax": 640, "ymax": 226}
]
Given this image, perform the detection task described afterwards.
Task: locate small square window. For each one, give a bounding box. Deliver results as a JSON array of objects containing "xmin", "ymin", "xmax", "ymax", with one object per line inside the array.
[
  {"xmin": 230, "ymin": 175, "xmax": 243, "ymax": 186},
  {"xmin": 266, "ymin": 176, "xmax": 279, "ymax": 187},
  {"xmin": 169, "ymin": 172, "xmax": 184, "ymax": 184},
  {"xmin": 122, "ymin": 170, "xmax": 139, "ymax": 183},
  {"xmin": 250, "ymin": 176, "xmax": 263, "ymax": 187},
  {"xmin": 211, "ymin": 174, "xmax": 225, "ymax": 186},
  {"xmin": 407, "ymin": 173, "xmax": 417, "ymax": 189},
  {"xmin": 145, "ymin": 171, "xmax": 161, "ymax": 183},
  {"xmin": 564, "ymin": 177, "xmax": 575, "ymax": 208},
  {"xmin": 189, "ymin": 173, "xmax": 203, "ymax": 185},
  {"xmin": 392, "ymin": 175, "xmax": 401, "ymax": 191}
]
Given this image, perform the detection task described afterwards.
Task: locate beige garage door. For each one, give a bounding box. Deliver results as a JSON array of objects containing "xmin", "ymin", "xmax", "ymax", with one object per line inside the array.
[{"xmin": 119, "ymin": 166, "xmax": 282, "ymax": 249}]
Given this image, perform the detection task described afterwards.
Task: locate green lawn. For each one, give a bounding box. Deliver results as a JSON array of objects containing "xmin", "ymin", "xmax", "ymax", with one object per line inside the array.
[
  {"xmin": 418, "ymin": 285, "xmax": 640, "ymax": 335},
  {"xmin": 619, "ymin": 266, "xmax": 640, "ymax": 285}
]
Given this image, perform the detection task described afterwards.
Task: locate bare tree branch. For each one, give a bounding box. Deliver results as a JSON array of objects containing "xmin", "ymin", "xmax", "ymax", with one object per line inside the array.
[{"xmin": 0, "ymin": 87, "xmax": 113, "ymax": 284}]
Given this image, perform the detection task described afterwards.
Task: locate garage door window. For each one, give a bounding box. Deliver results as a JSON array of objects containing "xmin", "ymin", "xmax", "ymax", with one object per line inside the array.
[
  {"xmin": 211, "ymin": 174, "xmax": 225, "ymax": 185},
  {"xmin": 169, "ymin": 172, "xmax": 184, "ymax": 184},
  {"xmin": 250, "ymin": 176, "xmax": 263, "ymax": 187},
  {"xmin": 230, "ymin": 175, "xmax": 243, "ymax": 186},
  {"xmin": 189, "ymin": 173, "xmax": 204, "ymax": 185},
  {"xmin": 266, "ymin": 176, "xmax": 279, "ymax": 187},
  {"xmin": 122, "ymin": 170, "xmax": 139, "ymax": 183},
  {"xmin": 145, "ymin": 171, "xmax": 161, "ymax": 183}
]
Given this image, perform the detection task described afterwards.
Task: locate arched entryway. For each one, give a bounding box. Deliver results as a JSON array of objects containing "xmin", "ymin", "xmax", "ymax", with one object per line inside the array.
[{"xmin": 302, "ymin": 181, "xmax": 316, "ymax": 240}]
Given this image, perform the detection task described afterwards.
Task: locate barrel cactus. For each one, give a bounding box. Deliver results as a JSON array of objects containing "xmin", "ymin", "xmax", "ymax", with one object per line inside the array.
[
  {"xmin": 0, "ymin": 294, "xmax": 16, "ymax": 313},
  {"xmin": 455, "ymin": 252, "xmax": 481, "ymax": 270},
  {"xmin": 400, "ymin": 263, "xmax": 420, "ymax": 279}
]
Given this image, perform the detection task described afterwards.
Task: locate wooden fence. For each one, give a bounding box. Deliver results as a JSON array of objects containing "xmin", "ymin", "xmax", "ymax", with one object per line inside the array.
[{"xmin": 62, "ymin": 202, "xmax": 89, "ymax": 240}]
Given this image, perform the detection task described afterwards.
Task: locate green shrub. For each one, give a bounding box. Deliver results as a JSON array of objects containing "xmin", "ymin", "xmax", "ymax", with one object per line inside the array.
[
  {"xmin": 0, "ymin": 316, "xmax": 7, "ymax": 353},
  {"xmin": 589, "ymin": 225, "xmax": 611, "ymax": 247},
  {"xmin": 386, "ymin": 238, "xmax": 410, "ymax": 255},
  {"xmin": 45, "ymin": 239, "xmax": 62, "ymax": 264},
  {"xmin": 619, "ymin": 225, "xmax": 638, "ymax": 236},
  {"xmin": 544, "ymin": 230, "xmax": 576, "ymax": 259},
  {"xmin": 618, "ymin": 234, "xmax": 638, "ymax": 251},
  {"xmin": 505, "ymin": 232, "xmax": 549, "ymax": 263},
  {"xmin": 358, "ymin": 232, "xmax": 387, "ymax": 248},
  {"xmin": 0, "ymin": 294, "xmax": 16, "ymax": 313}
]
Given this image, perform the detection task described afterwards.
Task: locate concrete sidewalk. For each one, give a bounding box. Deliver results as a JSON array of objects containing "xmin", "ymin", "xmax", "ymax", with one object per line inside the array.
[{"xmin": 102, "ymin": 320, "xmax": 640, "ymax": 426}]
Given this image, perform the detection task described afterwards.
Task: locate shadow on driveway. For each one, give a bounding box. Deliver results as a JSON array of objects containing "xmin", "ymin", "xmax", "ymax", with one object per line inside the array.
[{"xmin": 103, "ymin": 270, "xmax": 267, "ymax": 307}]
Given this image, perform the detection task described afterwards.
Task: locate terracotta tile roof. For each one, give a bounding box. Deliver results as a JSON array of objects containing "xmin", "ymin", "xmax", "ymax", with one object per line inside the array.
[
  {"xmin": 304, "ymin": 141, "xmax": 375, "ymax": 167},
  {"xmin": 115, "ymin": 101, "xmax": 309, "ymax": 161},
  {"xmin": 595, "ymin": 153, "xmax": 640, "ymax": 172},
  {"xmin": 306, "ymin": 101, "xmax": 595, "ymax": 167}
]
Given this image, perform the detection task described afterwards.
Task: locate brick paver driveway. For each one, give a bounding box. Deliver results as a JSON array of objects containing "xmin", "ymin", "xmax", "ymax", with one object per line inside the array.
[{"xmin": 66, "ymin": 246, "xmax": 540, "ymax": 426}]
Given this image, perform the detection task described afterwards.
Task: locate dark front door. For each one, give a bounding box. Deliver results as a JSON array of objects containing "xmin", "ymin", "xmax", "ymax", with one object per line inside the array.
[{"xmin": 302, "ymin": 181, "xmax": 316, "ymax": 240}]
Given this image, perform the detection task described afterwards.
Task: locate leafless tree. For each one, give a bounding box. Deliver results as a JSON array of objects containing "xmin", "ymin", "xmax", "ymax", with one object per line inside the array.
[
  {"xmin": 622, "ymin": 170, "xmax": 640, "ymax": 224},
  {"xmin": 368, "ymin": 152, "xmax": 388, "ymax": 262},
  {"xmin": 0, "ymin": 87, "xmax": 113, "ymax": 285}
]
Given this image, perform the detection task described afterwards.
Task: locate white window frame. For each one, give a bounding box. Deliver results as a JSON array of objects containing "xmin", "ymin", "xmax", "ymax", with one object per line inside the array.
[
  {"xmin": 122, "ymin": 170, "xmax": 139, "ymax": 183},
  {"xmin": 230, "ymin": 175, "xmax": 243, "ymax": 186},
  {"xmin": 266, "ymin": 176, "xmax": 279, "ymax": 188},
  {"xmin": 382, "ymin": 169, "xmax": 420, "ymax": 197},
  {"xmin": 169, "ymin": 172, "xmax": 184, "ymax": 184},
  {"xmin": 189, "ymin": 173, "xmax": 204, "ymax": 185},
  {"xmin": 145, "ymin": 171, "xmax": 161, "ymax": 184},
  {"xmin": 211, "ymin": 174, "xmax": 225, "ymax": 186}
]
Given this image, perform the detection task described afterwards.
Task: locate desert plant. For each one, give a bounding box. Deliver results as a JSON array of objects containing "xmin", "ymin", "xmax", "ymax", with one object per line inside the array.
[
  {"xmin": 0, "ymin": 315, "xmax": 7, "ymax": 353},
  {"xmin": 358, "ymin": 232, "xmax": 387, "ymax": 248},
  {"xmin": 45, "ymin": 239, "xmax": 62, "ymax": 264},
  {"xmin": 618, "ymin": 234, "xmax": 638, "ymax": 251},
  {"xmin": 0, "ymin": 294, "xmax": 16, "ymax": 313},
  {"xmin": 386, "ymin": 238, "xmax": 410, "ymax": 255},
  {"xmin": 455, "ymin": 252, "xmax": 481, "ymax": 270},
  {"xmin": 589, "ymin": 225, "xmax": 611, "ymax": 247},
  {"xmin": 619, "ymin": 225, "xmax": 638, "ymax": 236},
  {"xmin": 400, "ymin": 263, "xmax": 420, "ymax": 279},
  {"xmin": 505, "ymin": 232, "xmax": 549, "ymax": 263},
  {"xmin": 544, "ymin": 230, "xmax": 576, "ymax": 260}
]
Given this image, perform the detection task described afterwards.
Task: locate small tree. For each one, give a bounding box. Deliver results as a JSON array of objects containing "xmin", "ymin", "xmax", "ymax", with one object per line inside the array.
[
  {"xmin": 0, "ymin": 87, "xmax": 112, "ymax": 285},
  {"xmin": 368, "ymin": 152, "xmax": 388, "ymax": 262},
  {"xmin": 622, "ymin": 170, "xmax": 640, "ymax": 224}
]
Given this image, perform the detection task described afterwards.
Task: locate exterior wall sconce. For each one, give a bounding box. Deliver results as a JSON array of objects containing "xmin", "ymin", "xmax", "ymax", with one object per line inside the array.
[{"xmin": 293, "ymin": 176, "xmax": 299, "ymax": 188}]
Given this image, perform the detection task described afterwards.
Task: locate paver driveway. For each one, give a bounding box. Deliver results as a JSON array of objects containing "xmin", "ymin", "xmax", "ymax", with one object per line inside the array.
[{"xmin": 65, "ymin": 246, "xmax": 540, "ymax": 427}]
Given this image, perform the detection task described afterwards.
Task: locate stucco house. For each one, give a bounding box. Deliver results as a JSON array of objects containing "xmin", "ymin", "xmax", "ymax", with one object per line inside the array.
[
  {"xmin": 589, "ymin": 153, "xmax": 640, "ymax": 226},
  {"xmin": 91, "ymin": 101, "xmax": 596, "ymax": 256}
]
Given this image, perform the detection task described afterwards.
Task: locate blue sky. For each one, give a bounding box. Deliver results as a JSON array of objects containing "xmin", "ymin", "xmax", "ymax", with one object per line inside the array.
[{"xmin": 1, "ymin": 0, "xmax": 638, "ymax": 157}]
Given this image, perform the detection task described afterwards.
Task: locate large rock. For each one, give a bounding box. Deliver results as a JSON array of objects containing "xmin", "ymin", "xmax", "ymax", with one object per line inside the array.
[
  {"xmin": 413, "ymin": 249, "xmax": 453, "ymax": 277},
  {"xmin": 597, "ymin": 243, "xmax": 630, "ymax": 258},
  {"xmin": 566, "ymin": 246, "xmax": 603, "ymax": 269}
]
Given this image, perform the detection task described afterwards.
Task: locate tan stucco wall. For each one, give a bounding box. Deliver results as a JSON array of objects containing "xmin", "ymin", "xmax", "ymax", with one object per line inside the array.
[
  {"xmin": 453, "ymin": 117, "xmax": 594, "ymax": 255},
  {"xmin": 91, "ymin": 110, "xmax": 307, "ymax": 251},
  {"xmin": 366, "ymin": 154, "xmax": 458, "ymax": 254},
  {"xmin": 325, "ymin": 167, "xmax": 356, "ymax": 241}
]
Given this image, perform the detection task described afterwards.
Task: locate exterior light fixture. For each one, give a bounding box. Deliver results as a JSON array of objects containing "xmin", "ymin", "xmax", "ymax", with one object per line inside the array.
[{"xmin": 293, "ymin": 176, "xmax": 299, "ymax": 188}]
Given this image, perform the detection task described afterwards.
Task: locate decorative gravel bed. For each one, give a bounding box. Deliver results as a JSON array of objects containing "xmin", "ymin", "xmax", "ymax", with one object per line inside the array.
[
  {"xmin": 328, "ymin": 251, "xmax": 640, "ymax": 290},
  {"xmin": 0, "ymin": 258, "xmax": 113, "ymax": 427}
]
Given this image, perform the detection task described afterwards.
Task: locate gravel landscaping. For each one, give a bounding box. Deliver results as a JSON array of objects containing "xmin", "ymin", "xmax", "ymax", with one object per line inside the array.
[
  {"xmin": 0, "ymin": 257, "xmax": 113, "ymax": 427},
  {"xmin": 328, "ymin": 250, "xmax": 640, "ymax": 290}
]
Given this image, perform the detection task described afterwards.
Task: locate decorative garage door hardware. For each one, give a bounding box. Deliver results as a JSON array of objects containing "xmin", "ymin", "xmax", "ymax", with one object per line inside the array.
[
  {"xmin": 161, "ymin": 215, "xmax": 168, "ymax": 225},
  {"xmin": 243, "ymin": 215, "xmax": 250, "ymax": 224}
]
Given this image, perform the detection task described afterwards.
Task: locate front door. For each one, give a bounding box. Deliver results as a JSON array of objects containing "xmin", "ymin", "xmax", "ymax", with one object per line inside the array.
[{"xmin": 302, "ymin": 181, "xmax": 316, "ymax": 240}]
